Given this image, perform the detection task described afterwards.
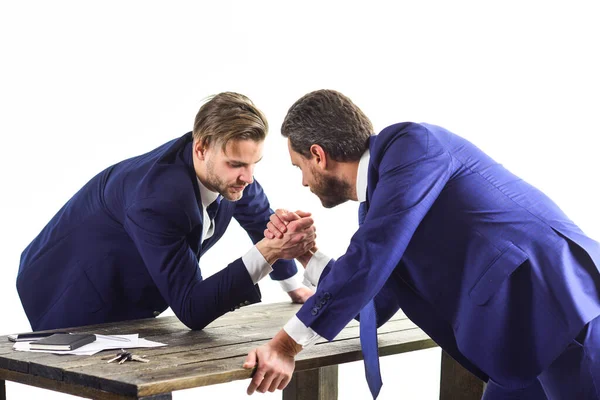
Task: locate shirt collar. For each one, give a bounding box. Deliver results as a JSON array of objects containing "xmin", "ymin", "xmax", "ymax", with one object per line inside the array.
[
  {"xmin": 356, "ymin": 148, "xmax": 370, "ymax": 203},
  {"xmin": 197, "ymin": 177, "xmax": 220, "ymax": 209}
]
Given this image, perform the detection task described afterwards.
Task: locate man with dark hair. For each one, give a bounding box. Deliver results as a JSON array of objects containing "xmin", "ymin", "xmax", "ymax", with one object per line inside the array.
[
  {"xmin": 244, "ymin": 89, "xmax": 600, "ymax": 399},
  {"xmin": 18, "ymin": 92, "xmax": 315, "ymax": 331}
]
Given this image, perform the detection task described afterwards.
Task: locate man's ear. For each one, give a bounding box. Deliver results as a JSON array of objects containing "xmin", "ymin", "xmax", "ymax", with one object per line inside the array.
[
  {"xmin": 309, "ymin": 144, "xmax": 328, "ymax": 170},
  {"xmin": 194, "ymin": 139, "xmax": 209, "ymax": 160}
]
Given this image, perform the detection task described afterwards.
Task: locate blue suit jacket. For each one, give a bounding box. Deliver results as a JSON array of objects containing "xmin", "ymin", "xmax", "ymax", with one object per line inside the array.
[
  {"xmin": 18, "ymin": 133, "xmax": 297, "ymax": 331},
  {"xmin": 297, "ymin": 123, "xmax": 600, "ymax": 388}
]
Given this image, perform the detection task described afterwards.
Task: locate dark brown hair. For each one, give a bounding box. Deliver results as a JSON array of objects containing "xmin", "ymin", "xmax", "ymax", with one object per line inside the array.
[{"xmin": 281, "ymin": 89, "xmax": 373, "ymax": 162}]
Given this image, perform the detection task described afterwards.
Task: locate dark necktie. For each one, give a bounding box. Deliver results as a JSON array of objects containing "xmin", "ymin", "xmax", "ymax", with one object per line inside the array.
[
  {"xmin": 358, "ymin": 201, "xmax": 383, "ymax": 399},
  {"xmin": 206, "ymin": 196, "xmax": 222, "ymax": 222}
]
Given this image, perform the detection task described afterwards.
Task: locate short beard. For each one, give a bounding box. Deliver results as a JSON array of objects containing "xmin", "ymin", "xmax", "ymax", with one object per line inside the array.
[
  {"xmin": 205, "ymin": 158, "xmax": 244, "ymax": 202},
  {"xmin": 312, "ymin": 169, "xmax": 353, "ymax": 208}
]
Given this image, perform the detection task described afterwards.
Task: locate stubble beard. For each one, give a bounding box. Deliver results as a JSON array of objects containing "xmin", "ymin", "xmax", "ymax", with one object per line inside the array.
[
  {"xmin": 205, "ymin": 158, "xmax": 245, "ymax": 202},
  {"xmin": 312, "ymin": 170, "xmax": 352, "ymax": 209}
]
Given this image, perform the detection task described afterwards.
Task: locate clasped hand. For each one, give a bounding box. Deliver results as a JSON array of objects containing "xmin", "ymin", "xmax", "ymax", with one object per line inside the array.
[
  {"xmin": 264, "ymin": 209, "xmax": 317, "ymax": 267},
  {"xmin": 256, "ymin": 209, "xmax": 316, "ymax": 265}
]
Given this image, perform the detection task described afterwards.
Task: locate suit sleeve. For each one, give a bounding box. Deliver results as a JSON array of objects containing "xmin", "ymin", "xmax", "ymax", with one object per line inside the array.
[
  {"xmin": 233, "ymin": 179, "xmax": 298, "ymax": 281},
  {"xmin": 317, "ymin": 258, "xmax": 404, "ymax": 328},
  {"xmin": 124, "ymin": 198, "xmax": 261, "ymax": 330},
  {"xmin": 296, "ymin": 127, "xmax": 453, "ymax": 340}
]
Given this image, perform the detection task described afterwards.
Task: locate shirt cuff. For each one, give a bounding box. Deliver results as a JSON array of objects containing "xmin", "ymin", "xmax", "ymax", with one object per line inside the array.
[
  {"xmin": 283, "ymin": 315, "xmax": 322, "ymax": 348},
  {"xmin": 242, "ymin": 246, "xmax": 273, "ymax": 284},
  {"xmin": 303, "ymin": 250, "xmax": 332, "ymax": 288},
  {"xmin": 277, "ymin": 269, "xmax": 304, "ymax": 292}
]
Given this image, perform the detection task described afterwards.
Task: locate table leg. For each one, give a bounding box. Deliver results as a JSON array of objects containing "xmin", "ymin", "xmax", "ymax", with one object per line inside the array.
[
  {"xmin": 283, "ymin": 365, "xmax": 338, "ymax": 400},
  {"xmin": 1, "ymin": 378, "xmax": 5, "ymax": 400},
  {"xmin": 440, "ymin": 350, "xmax": 485, "ymax": 400}
]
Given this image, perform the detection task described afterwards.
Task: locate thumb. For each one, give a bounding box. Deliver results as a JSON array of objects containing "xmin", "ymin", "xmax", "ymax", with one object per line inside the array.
[
  {"xmin": 277, "ymin": 209, "xmax": 301, "ymax": 222},
  {"xmin": 243, "ymin": 349, "xmax": 257, "ymax": 369},
  {"xmin": 294, "ymin": 210, "xmax": 312, "ymax": 218}
]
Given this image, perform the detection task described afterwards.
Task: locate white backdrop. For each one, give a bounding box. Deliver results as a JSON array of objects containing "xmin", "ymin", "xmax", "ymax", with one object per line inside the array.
[{"xmin": 1, "ymin": 1, "xmax": 598, "ymax": 399}]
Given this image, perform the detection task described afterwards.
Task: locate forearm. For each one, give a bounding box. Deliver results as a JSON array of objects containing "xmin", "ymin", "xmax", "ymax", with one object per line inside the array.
[{"xmin": 175, "ymin": 258, "xmax": 261, "ymax": 330}]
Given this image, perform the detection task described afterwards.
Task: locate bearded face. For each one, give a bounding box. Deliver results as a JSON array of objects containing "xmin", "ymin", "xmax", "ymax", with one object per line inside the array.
[
  {"xmin": 199, "ymin": 139, "xmax": 264, "ymax": 202},
  {"xmin": 308, "ymin": 164, "xmax": 353, "ymax": 208}
]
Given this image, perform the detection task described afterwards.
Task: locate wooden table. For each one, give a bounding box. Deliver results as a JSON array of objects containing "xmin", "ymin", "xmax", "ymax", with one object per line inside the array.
[{"xmin": 0, "ymin": 302, "xmax": 484, "ymax": 399}]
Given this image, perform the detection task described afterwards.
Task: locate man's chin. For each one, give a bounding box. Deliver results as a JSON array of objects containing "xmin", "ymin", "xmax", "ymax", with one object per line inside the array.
[
  {"xmin": 320, "ymin": 196, "xmax": 347, "ymax": 209},
  {"xmin": 222, "ymin": 191, "xmax": 244, "ymax": 202}
]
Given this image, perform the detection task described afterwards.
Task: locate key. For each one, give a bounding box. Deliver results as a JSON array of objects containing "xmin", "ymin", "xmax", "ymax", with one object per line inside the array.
[
  {"xmin": 107, "ymin": 349, "xmax": 128, "ymax": 364},
  {"xmin": 130, "ymin": 354, "xmax": 150, "ymax": 363},
  {"xmin": 118, "ymin": 352, "xmax": 132, "ymax": 364}
]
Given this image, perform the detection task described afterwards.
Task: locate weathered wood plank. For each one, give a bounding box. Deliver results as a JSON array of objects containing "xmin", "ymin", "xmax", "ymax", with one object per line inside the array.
[
  {"xmin": 439, "ymin": 350, "xmax": 485, "ymax": 400},
  {"xmin": 283, "ymin": 366, "xmax": 338, "ymax": 400},
  {"xmin": 0, "ymin": 304, "xmax": 310, "ymax": 376},
  {"xmin": 51, "ymin": 317, "xmax": 416, "ymax": 390},
  {"xmin": 1, "ymin": 308, "xmax": 407, "ymax": 381},
  {"xmin": 0, "ymin": 303, "xmax": 302, "ymax": 357},
  {"xmin": 0, "ymin": 342, "xmax": 15, "ymax": 356},
  {"xmin": 18, "ymin": 326, "xmax": 427, "ymax": 399},
  {"xmin": 23, "ymin": 322, "xmax": 410, "ymax": 397},
  {"xmin": 0, "ymin": 369, "xmax": 137, "ymax": 400},
  {"xmin": 26, "ymin": 332, "xmax": 257, "ymax": 381}
]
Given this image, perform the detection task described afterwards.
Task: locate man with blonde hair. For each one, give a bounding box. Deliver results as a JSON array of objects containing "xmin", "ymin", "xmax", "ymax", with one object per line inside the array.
[{"xmin": 18, "ymin": 92, "xmax": 314, "ymax": 331}]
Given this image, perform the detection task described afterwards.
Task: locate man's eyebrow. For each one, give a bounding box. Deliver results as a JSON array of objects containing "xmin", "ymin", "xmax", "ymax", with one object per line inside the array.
[{"xmin": 229, "ymin": 157, "xmax": 263, "ymax": 166}]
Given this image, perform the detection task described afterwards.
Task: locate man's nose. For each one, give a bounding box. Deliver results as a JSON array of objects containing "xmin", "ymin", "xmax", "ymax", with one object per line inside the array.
[{"xmin": 240, "ymin": 166, "xmax": 254, "ymax": 184}]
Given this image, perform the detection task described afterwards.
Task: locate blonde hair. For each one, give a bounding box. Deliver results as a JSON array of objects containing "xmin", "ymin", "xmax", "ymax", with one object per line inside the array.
[{"xmin": 193, "ymin": 92, "xmax": 268, "ymax": 150}]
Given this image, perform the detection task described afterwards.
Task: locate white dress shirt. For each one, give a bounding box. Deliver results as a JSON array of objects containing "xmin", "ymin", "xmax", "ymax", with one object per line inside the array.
[
  {"xmin": 284, "ymin": 148, "xmax": 371, "ymax": 347},
  {"xmin": 197, "ymin": 178, "xmax": 303, "ymax": 292}
]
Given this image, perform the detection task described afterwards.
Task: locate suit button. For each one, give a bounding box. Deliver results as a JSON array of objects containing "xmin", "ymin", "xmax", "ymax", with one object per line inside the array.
[
  {"xmin": 311, "ymin": 307, "xmax": 319, "ymax": 315},
  {"xmin": 153, "ymin": 311, "xmax": 161, "ymax": 317},
  {"xmin": 244, "ymin": 300, "xmax": 250, "ymax": 305},
  {"xmin": 323, "ymin": 292, "xmax": 331, "ymax": 300}
]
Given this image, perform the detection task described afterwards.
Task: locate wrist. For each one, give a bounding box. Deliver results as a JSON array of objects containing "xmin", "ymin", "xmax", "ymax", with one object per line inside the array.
[
  {"xmin": 296, "ymin": 251, "xmax": 313, "ymax": 268},
  {"xmin": 271, "ymin": 329, "xmax": 303, "ymax": 356},
  {"xmin": 256, "ymin": 240, "xmax": 279, "ymax": 265}
]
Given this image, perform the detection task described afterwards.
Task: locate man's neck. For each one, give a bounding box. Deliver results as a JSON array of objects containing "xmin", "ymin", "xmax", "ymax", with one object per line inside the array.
[{"xmin": 347, "ymin": 162, "xmax": 361, "ymax": 201}]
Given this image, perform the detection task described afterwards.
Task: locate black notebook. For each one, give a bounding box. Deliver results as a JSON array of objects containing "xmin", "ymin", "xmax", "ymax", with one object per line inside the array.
[{"xmin": 29, "ymin": 333, "xmax": 96, "ymax": 351}]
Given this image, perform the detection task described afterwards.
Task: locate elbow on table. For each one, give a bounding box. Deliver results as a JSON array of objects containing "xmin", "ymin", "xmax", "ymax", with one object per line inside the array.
[
  {"xmin": 174, "ymin": 301, "xmax": 223, "ymax": 331},
  {"xmin": 177, "ymin": 313, "xmax": 211, "ymax": 331}
]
